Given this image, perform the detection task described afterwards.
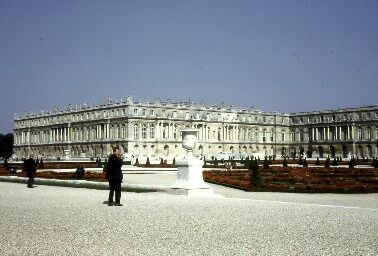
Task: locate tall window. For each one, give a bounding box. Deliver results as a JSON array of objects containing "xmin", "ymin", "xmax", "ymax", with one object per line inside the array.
[
  {"xmin": 133, "ymin": 124, "xmax": 139, "ymax": 139},
  {"xmin": 134, "ymin": 109, "xmax": 138, "ymax": 116},
  {"xmin": 358, "ymin": 127, "xmax": 363, "ymax": 140},
  {"xmin": 262, "ymin": 130, "xmax": 266, "ymax": 142},
  {"xmin": 367, "ymin": 127, "xmax": 372, "ymax": 140},
  {"xmin": 141, "ymin": 124, "xmax": 147, "ymax": 139},
  {"xmin": 149, "ymin": 124, "xmax": 155, "ymax": 139},
  {"xmin": 291, "ymin": 131, "xmax": 296, "ymax": 142}
]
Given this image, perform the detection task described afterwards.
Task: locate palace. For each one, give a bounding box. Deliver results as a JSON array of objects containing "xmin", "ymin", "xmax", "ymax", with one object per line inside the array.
[{"xmin": 13, "ymin": 96, "xmax": 378, "ymax": 161}]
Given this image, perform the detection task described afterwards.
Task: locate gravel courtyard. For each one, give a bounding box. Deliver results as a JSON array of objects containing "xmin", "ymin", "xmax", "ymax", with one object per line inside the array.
[{"xmin": 0, "ymin": 179, "xmax": 377, "ymax": 256}]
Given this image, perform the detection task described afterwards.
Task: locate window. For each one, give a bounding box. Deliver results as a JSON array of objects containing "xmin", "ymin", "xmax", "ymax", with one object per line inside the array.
[
  {"xmin": 142, "ymin": 109, "xmax": 146, "ymax": 116},
  {"xmin": 149, "ymin": 124, "xmax": 155, "ymax": 138},
  {"xmin": 141, "ymin": 124, "xmax": 147, "ymax": 139},
  {"xmin": 367, "ymin": 127, "xmax": 372, "ymax": 140},
  {"xmin": 281, "ymin": 131, "xmax": 285, "ymax": 142},
  {"xmin": 291, "ymin": 131, "xmax": 296, "ymax": 142},
  {"xmin": 133, "ymin": 124, "xmax": 139, "ymax": 139},
  {"xmin": 299, "ymin": 117, "xmax": 303, "ymax": 123},
  {"xmin": 263, "ymin": 117, "xmax": 266, "ymax": 123},
  {"xmin": 367, "ymin": 112, "xmax": 371, "ymax": 119},
  {"xmin": 255, "ymin": 116, "xmax": 258, "ymax": 122},
  {"xmin": 150, "ymin": 110, "xmax": 154, "ymax": 116},
  {"xmin": 134, "ymin": 109, "xmax": 138, "ymax": 115}
]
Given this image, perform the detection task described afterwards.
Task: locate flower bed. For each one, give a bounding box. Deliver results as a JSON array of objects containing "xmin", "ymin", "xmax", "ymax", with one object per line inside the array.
[
  {"xmin": 203, "ymin": 167, "xmax": 378, "ymax": 193},
  {"xmin": 0, "ymin": 167, "xmax": 106, "ymax": 182}
]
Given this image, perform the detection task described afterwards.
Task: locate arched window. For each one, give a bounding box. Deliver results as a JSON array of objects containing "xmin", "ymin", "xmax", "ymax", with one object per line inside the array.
[
  {"xmin": 367, "ymin": 127, "xmax": 372, "ymax": 140},
  {"xmin": 149, "ymin": 124, "xmax": 155, "ymax": 139},
  {"xmin": 134, "ymin": 124, "xmax": 139, "ymax": 139},
  {"xmin": 281, "ymin": 131, "xmax": 285, "ymax": 142},
  {"xmin": 291, "ymin": 131, "xmax": 296, "ymax": 142},
  {"xmin": 358, "ymin": 127, "xmax": 363, "ymax": 140},
  {"xmin": 141, "ymin": 124, "xmax": 147, "ymax": 139}
]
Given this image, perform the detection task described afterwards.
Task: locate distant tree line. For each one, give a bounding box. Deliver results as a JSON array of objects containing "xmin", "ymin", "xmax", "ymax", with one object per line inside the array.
[{"xmin": 0, "ymin": 133, "xmax": 14, "ymax": 159}]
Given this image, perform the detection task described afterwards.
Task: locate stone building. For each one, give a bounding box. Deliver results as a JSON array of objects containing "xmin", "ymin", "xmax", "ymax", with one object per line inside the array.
[{"xmin": 13, "ymin": 96, "xmax": 378, "ymax": 161}]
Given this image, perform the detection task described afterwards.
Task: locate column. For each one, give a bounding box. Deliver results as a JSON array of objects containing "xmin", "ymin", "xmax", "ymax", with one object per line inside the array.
[
  {"xmin": 327, "ymin": 126, "xmax": 330, "ymax": 141},
  {"xmin": 106, "ymin": 123, "xmax": 110, "ymax": 139}
]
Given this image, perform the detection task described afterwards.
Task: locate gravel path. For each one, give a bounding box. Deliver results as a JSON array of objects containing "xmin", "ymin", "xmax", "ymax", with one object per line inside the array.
[{"xmin": 1, "ymin": 181, "xmax": 377, "ymax": 256}]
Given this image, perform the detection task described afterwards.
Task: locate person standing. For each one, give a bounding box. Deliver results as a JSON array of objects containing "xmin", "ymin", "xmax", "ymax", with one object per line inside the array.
[
  {"xmin": 23, "ymin": 157, "xmax": 37, "ymax": 188},
  {"xmin": 105, "ymin": 147, "xmax": 124, "ymax": 206}
]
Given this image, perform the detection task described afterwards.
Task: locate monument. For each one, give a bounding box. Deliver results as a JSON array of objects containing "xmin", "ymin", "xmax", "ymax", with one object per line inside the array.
[{"xmin": 169, "ymin": 129, "xmax": 215, "ymax": 196}]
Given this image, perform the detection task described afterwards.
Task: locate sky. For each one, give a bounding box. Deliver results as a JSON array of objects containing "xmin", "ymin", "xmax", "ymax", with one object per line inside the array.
[{"xmin": 0, "ymin": 0, "xmax": 377, "ymax": 134}]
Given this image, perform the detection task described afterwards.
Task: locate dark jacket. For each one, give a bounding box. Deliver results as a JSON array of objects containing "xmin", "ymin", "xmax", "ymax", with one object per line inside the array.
[
  {"xmin": 106, "ymin": 154, "xmax": 123, "ymax": 181},
  {"xmin": 23, "ymin": 158, "xmax": 37, "ymax": 178}
]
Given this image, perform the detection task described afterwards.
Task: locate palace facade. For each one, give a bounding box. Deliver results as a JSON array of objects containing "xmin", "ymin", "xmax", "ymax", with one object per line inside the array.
[{"xmin": 13, "ymin": 96, "xmax": 378, "ymax": 161}]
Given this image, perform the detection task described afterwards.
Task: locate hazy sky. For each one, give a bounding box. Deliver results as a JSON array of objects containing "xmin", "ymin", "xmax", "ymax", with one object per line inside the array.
[{"xmin": 1, "ymin": 0, "xmax": 377, "ymax": 133}]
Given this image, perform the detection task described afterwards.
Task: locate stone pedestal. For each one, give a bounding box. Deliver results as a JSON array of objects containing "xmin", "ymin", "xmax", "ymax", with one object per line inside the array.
[{"xmin": 169, "ymin": 129, "xmax": 215, "ymax": 197}]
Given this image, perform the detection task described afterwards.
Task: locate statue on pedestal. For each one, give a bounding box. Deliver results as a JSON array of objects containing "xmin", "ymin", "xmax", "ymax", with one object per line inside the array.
[{"xmin": 170, "ymin": 129, "xmax": 214, "ymax": 197}]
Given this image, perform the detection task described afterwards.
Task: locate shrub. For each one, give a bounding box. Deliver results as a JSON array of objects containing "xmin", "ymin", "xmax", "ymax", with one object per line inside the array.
[
  {"xmin": 263, "ymin": 156, "xmax": 270, "ymax": 169},
  {"xmin": 302, "ymin": 158, "xmax": 308, "ymax": 167},
  {"xmin": 324, "ymin": 157, "xmax": 330, "ymax": 168},
  {"xmin": 249, "ymin": 159, "xmax": 261, "ymax": 187},
  {"xmin": 315, "ymin": 157, "xmax": 320, "ymax": 166},
  {"xmin": 283, "ymin": 156, "xmax": 288, "ymax": 167},
  {"xmin": 332, "ymin": 158, "xmax": 338, "ymax": 166},
  {"xmin": 371, "ymin": 158, "xmax": 378, "ymax": 168},
  {"xmin": 349, "ymin": 157, "xmax": 356, "ymax": 168},
  {"xmin": 146, "ymin": 157, "xmax": 150, "ymax": 167},
  {"xmin": 135, "ymin": 157, "xmax": 139, "ymax": 166},
  {"xmin": 214, "ymin": 158, "xmax": 218, "ymax": 167},
  {"xmin": 97, "ymin": 158, "xmax": 102, "ymax": 168}
]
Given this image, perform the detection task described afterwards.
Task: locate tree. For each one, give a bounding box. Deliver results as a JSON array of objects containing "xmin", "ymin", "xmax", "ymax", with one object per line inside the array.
[
  {"xmin": 332, "ymin": 158, "xmax": 338, "ymax": 166},
  {"xmin": 324, "ymin": 157, "xmax": 330, "ymax": 168},
  {"xmin": 303, "ymin": 158, "xmax": 308, "ymax": 167},
  {"xmin": 349, "ymin": 157, "xmax": 356, "ymax": 168},
  {"xmin": 0, "ymin": 133, "xmax": 14, "ymax": 159},
  {"xmin": 135, "ymin": 157, "xmax": 139, "ymax": 166},
  {"xmin": 371, "ymin": 158, "xmax": 378, "ymax": 168},
  {"xmin": 146, "ymin": 157, "xmax": 150, "ymax": 167},
  {"xmin": 249, "ymin": 159, "xmax": 261, "ymax": 187},
  {"xmin": 283, "ymin": 156, "xmax": 288, "ymax": 167},
  {"xmin": 315, "ymin": 157, "xmax": 320, "ymax": 166},
  {"xmin": 263, "ymin": 156, "xmax": 270, "ymax": 169}
]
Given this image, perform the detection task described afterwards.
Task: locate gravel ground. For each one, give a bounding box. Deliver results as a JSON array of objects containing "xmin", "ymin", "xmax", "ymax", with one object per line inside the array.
[{"xmin": 1, "ymin": 181, "xmax": 377, "ymax": 256}]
